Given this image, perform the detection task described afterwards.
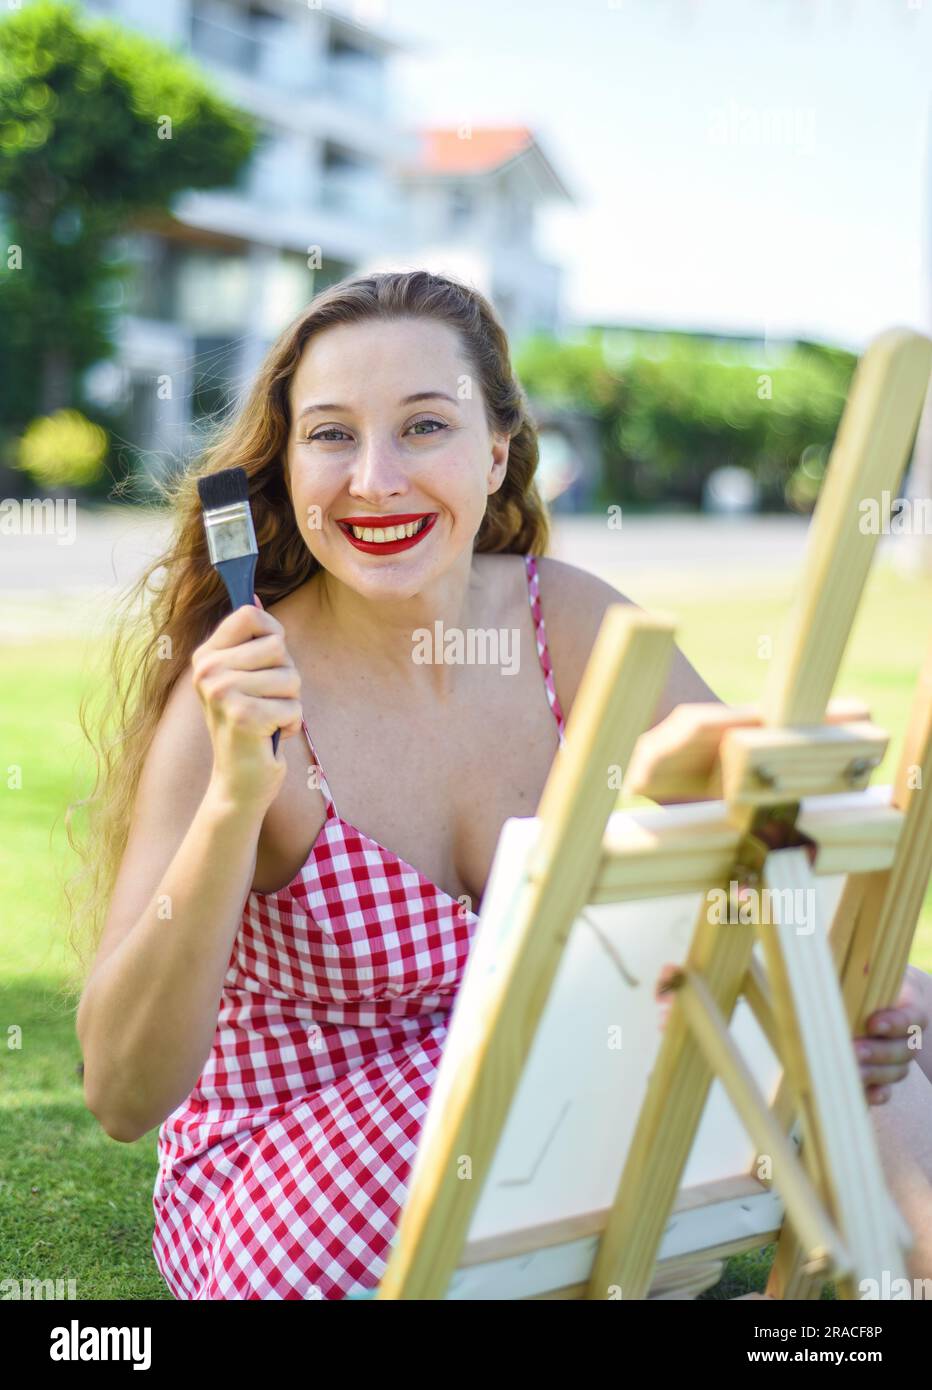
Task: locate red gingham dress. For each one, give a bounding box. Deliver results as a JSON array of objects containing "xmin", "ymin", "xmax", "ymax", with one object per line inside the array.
[{"xmin": 152, "ymin": 553, "xmax": 567, "ymax": 1299}]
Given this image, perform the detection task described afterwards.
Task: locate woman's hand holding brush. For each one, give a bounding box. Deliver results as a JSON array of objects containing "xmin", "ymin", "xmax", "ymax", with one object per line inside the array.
[
  {"xmin": 196, "ymin": 465, "xmax": 286, "ymax": 756},
  {"xmin": 191, "ymin": 598, "xmax": 304, "ymax": 813},
  {"xmin": 78, "ymin": 595, "xmax": 304, "ymax": 1143}
]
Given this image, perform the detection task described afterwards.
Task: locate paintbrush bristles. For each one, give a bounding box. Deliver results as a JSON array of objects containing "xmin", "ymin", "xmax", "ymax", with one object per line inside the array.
[
  {"xmin": 197, "ymin": 465, "xmax": 250, "ymax": 512},
  {"xmin": 198, "ymin": 465, "xmax": 257, "ymax": 564}
]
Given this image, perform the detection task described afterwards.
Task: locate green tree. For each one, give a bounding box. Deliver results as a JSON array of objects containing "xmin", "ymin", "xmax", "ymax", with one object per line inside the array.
[
  {"xmin": 0, "ymin": 0, "xmax": 257, "ymax": 461},
  {"xmin": 517, "ymin": 328, "xmax": 857, "ymax": 511}
]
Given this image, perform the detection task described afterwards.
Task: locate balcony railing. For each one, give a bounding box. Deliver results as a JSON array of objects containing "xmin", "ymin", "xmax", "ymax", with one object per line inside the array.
[
  {"xmin": 189, "ymin": 13, "xmax": 387, "ymax": 114},
  {"xmin": 321, "ymin": 54, "xmax": 387, "ymax": 113},
  {"xmin": 317, "ymin": 169, "xmax": 393, "ymax": 224},
  {"xmin": 190, "ymin": 12, "xmax": 311, "ymax": 93}
]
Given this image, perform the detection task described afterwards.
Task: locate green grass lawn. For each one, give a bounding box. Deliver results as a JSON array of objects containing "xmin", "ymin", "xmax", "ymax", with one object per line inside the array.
[
  {"xmin": 1, "ymin": 554, "xmax": 930, "ymax": 1301},
  {"xmin": 0, "ymin": 636, "xmax": 173, "ymax": 1299}
]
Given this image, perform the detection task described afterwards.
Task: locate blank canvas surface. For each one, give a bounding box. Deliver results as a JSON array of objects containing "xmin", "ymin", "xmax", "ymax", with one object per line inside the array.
[{"xmin": 411, "ymin": 811, "xmax": 847, "ymax": 1262}]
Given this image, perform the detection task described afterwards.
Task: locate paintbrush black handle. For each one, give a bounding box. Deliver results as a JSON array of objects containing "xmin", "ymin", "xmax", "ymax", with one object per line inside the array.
[{"xmin": 214, "ymin": 556, "xmax": 281, "ymax": 756}]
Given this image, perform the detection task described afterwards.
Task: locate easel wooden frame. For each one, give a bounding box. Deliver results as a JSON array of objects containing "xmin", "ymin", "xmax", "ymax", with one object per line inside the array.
[{"xmin": 374, "ymin": 327, "xmax": 932, "ymax": 1301}]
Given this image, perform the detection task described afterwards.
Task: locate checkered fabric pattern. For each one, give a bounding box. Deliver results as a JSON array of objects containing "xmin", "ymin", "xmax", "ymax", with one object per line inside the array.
[{"xmin": 152, "ymin": 554, "xmax": 567, "ymax": 1299}]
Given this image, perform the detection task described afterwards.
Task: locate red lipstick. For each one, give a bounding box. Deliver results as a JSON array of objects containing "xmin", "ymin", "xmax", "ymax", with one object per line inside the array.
[{"xmin": 337, "ymin": 512, "xmax": 437, "ymax": 555}]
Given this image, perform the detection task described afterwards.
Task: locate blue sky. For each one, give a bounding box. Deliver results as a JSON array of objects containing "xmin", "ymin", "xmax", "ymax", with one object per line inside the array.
[{"xmin": 356, "ymin": 0, "xmax": 932, "ymax": 351}]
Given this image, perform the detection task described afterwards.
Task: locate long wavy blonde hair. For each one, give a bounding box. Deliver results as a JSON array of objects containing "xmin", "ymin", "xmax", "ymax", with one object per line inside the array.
[{"xmin": 62, "ymin": 268, "xmax": 551, "ymax": 998}]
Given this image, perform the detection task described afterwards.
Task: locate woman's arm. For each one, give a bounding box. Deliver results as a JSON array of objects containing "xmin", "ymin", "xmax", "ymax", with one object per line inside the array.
[{"xmin": 76, "ymin": 671, "xmax": 268, "ymax": 1142}]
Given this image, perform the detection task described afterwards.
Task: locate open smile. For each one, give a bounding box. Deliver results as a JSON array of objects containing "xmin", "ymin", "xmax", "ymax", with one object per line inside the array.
[{"xmin": 336, "ymin": 512, "xmax": 438, "ymax": 555}]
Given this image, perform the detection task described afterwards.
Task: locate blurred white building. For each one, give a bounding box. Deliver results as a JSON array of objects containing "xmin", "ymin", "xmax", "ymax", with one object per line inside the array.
[
  {"xmin": 74, "ymin": 0, "xmax": 572, "ymax": 480},
  {"xmin": 374, "ymin": 126, "xmax": 572, "ymax": 345}
]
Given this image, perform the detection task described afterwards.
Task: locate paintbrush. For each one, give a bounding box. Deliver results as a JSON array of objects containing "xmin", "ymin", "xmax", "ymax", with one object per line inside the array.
[{"xmin": 196, "ymin": 465, "xmax": 280, "ymax": 755}]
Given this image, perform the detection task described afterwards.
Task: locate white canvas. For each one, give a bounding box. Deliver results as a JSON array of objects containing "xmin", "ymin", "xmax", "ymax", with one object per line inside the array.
[{"xmin": 409, "ymin": 806, "xmax": 850, "ymax": 1298}]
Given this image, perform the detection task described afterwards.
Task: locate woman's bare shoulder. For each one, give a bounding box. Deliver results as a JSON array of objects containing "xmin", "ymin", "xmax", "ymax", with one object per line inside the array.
[
  {"xmin": 531, "ymin": 555, "xmax": 722, "ymax": 728},
  {"xmin": 530, "ymin": 556, "xmax": 638, "ymax": 722},
  {"xmin": 533, "ymin": 555, "xmax": 638, "ymax": 620}
]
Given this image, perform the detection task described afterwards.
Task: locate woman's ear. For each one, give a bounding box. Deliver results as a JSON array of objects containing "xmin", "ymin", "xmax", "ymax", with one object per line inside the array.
[{"xmin": 487, "ymin": 432, "xmax": 510, "ymax": 494}]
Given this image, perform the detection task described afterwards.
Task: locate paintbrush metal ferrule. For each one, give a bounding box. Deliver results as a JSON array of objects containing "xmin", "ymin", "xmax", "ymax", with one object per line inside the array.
[{"xmin": 201, "ymin": 500, "xmax": 258, "ymax": 565}]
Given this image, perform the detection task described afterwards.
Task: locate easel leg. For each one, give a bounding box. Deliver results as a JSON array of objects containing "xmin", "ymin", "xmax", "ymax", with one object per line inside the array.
[
  {"xmin": 768, "ymin": 641, "xmax": 932, "ymax": 1295},
  {"xmin": 586, "ymin": 901, "xmax": 761, "ymax": 1299},
  {"xmin": 755, "ymin": 847, "xmax": 911, "ymax": 1297}
]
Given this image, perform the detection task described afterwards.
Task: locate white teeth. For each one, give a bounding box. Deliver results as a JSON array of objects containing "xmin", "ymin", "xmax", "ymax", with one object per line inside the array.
[{"xmin": 348, "ymin": 517, "xmax": 429, "ymax": 542}]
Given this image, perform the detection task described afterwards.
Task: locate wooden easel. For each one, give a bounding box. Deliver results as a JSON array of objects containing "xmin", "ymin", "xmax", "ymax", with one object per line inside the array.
[{"xmin": 374, "ymin": 327, "xmax": 932, "ymax": 1301}]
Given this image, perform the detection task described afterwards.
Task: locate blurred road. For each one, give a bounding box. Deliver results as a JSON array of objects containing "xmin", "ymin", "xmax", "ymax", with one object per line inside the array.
[{"xmin": 0, "ymin": 502, "xmax": 912, "ymax": 640}]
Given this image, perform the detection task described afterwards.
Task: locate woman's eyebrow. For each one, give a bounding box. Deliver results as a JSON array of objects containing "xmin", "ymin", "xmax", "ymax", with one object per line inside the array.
[{"xmin": 295, "ymin": 391, "xmax": 458, "ymax": 422}]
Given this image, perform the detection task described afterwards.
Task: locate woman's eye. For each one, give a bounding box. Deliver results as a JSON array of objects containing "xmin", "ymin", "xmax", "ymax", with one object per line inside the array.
[
  {"xmin": 309, "ymin": 426, "xmax": 350, "ymax": 443},
  {"xmin": 306, "ymin": 418, "xmax": 447, "ymax": 443},
  {"xmin": 408, "ymin": 418, "xmax": 448, "ymax": 436}
]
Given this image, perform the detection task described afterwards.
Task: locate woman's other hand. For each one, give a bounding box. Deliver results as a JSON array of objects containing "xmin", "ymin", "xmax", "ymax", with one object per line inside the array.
[
  {"xmin": 653, "ymin": 961, "xmax": 928, "ymax": 1109},
  {"xmin": 625, "ymin": 697, "xmax": 871, "ymax": 805},
  {"xmin": 854, "ymin": 967, "xmax": 928, "ymax": 1106}
]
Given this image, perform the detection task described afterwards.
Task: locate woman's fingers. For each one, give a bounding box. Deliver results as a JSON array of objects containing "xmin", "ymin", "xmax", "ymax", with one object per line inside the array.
[
  {"xmin": 627, "ymin": 697, "xmax": 875, "ymax": 803},
  {"xmin": 859, "ymin": 1062, "xmax": 912, "ymax": 1090},
  {"xmin": 197, "ymin": 602, "xmax": 282, "ymax": 659},
  {"xmin": 626, "ymin": 703, "xmax": 752, "ymax": 799},
  {"xmin": 824, "ymin": 697, "xmax": 871, "ymax": 723},
  {"xmin": 855, "ymin": 1016, "xmax": 916, "ymax": 1097},
  {"xmin": 200, "ymin": 667, "xmax": 301, "ymax": 700},
  {"xmin": 855, "ymin": 1011, "xmax": 918, "ymax": 1099},
  {"xmin": 654, "ymin": 962, "xmax": 682, "ymax": 1033},
  {"xmin": 855, "ymin": 1035, "xmax": 914, "ymax": 1066},
  {"xmin": 854, "ymin": 976, "xmax": 926, "ymax": 1105},
  {"xmin": 655, "ymin": 962, "xmax": 681, "ymax": 1001},
  {"xmin": 865, "ymin": 1003, "xmax": 927, "ymax": 1041},
  {"xmin": 201, "ymin": 632, "xmax": 290, "ymax": 672}
]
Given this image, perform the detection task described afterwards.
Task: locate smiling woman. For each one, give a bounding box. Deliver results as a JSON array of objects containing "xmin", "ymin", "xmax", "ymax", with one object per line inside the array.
[
  {"xmin": 281, "ymin": 312, "xmax": 515, "ymax": 599},
  {"xmin": 337, "ymin": 510, "xmax": 437, "ymax": 553},
  {"xmin": 64, "ymin": 268, "xmax": 932, "ymax": 1303},
  {"xmin": 66, "ymin": 270, "xmax": 578, "ymax": 1300}
]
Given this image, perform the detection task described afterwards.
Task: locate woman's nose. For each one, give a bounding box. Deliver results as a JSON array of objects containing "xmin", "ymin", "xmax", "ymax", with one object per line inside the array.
[{"xmin": 349, "ymin": 437, "xmax": 409, "ymax": 496}]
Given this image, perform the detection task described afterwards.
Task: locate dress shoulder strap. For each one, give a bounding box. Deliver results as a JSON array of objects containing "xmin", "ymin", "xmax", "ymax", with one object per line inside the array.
[
  {"xmin": 523, "ymin": 554, "xmax": 567, "ymax": 745},
  {"xmin": 300, "ymin": 718, "xmax": 338, "ymax": 818}
]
